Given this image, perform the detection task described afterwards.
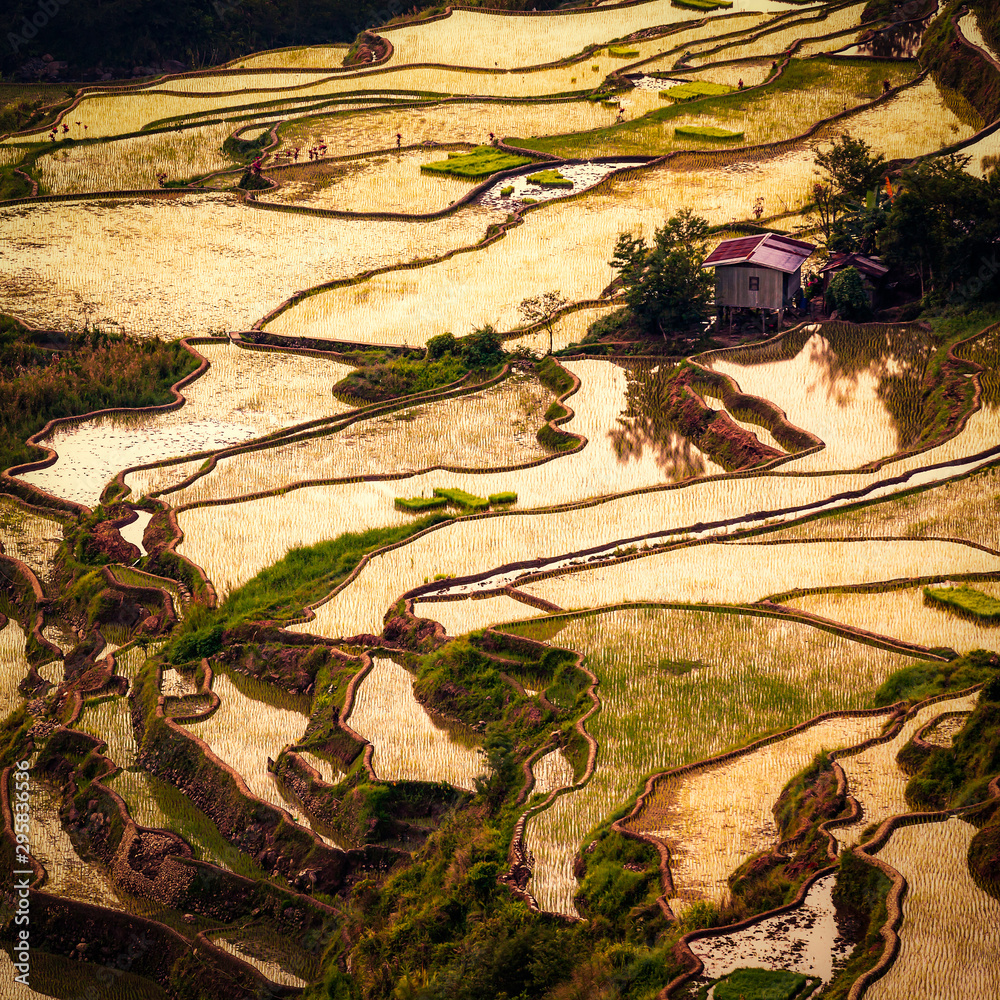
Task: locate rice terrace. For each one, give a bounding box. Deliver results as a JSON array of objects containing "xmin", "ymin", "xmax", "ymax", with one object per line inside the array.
[{"xmin": 1, "ymin": 0, "xmax": 1000, "ymax": 995}]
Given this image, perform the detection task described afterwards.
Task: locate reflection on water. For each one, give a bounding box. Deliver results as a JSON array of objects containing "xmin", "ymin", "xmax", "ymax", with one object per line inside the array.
[
  {"xmin": 705, "ymin": 323, "xmax": 940, "ymax": 470},
  {"xmin": 608, "ymin": 362, "xmax": 716, "ymax": 480},
  {"xmin": 835, "ymin": 1, "xmax": 934, "ymax": 59}
]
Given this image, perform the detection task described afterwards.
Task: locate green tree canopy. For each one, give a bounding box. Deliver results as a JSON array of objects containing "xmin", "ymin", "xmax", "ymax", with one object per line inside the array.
[
  {"xmin": 609, "ymin": 209, "xmax": 714, "ymax": 341},
  {"xmin": 880, "ymin": 155, "xmax": 1000, "ymax": 302}
]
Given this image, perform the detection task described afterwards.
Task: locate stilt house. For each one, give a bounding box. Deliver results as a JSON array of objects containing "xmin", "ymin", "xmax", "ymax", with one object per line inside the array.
[{"xmin": 702, "ymin": 234, "xmax": 815, "ymax": 326}]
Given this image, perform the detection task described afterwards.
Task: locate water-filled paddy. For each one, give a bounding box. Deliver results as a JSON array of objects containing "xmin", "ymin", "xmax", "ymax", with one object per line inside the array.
[
  {"xmin": 704, "ymin": 324, "xmax": 936, "ymax": 472},
  {"xmin": 165, "ymin": 372, "xmax": 554, "ymax": 507},
  {"xmin": 786, "ymin": 587, "xmax": 1000, "ymax": 654},
  {"xmin": 178, "ymin": 670, "xmax": 335, "ymax": 841},
  {"xmin": 18, "ymin": 341, "xmax": 355, "ymax": 506},
  {"xmin": 347, "ymin": 656, "xmax": 483, "ymax": 790},
  {"xmin": 0, "ymin": 497, "xmax": 63, "ymax": 583},
  {"xmin": 690, "ymin": 872, "xmax": 854, "ymax": 983},
  {"xmin": 415, "ymin": 593, "xmax": 548, "ymax": 636},
  {"xmin": 866, "ymin": 817, "xmax": 1000, "ymax": 1000},
  {"xmin": 0, "ymin": 611, "xmax": 31, "ymax": 717},
  {"xmin": 520, "ymin": 537, "xmax": 1000, "ymax": 612},
  {"xmin": 380, "ymin": 2, "xmax": 796, "ymax": 70},
  {"xmin": 0, "ymin": 194, "xmax": 501, "ymax": 339},
  {"xmin": 832, "ymin": 691, "xmax": 980, "ymax": 847},
  {"xmin": 628, "ymin": 711, "xmax": 891, "ymax": 907},
  {"xmin": 501, "ymin": 605, "xmax": 923, "ymax": 914}
]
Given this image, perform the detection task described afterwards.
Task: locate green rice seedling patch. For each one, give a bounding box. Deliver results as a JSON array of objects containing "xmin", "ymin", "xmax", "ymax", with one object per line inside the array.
[
  {"xmin": 713, "ymin": 968, "xmax": 809, "ymax": 1000},
  {"xmin": 608, "ymin": 46, "xmax": 640, "ymax": 58},
  {"xmin": 526, "ymin": 169, "xmax": 574, "ymax": 188},
  {"xmin": 420, "ymin": 146, "xmax": 534, "ymax": 179},
  {"xmin": 924, "ymin": 585, "xmax": 1000, "ymax": 623},
  {"xmin": 434, "ymin": 487, "xmax": 490, "ymax": 511},
  {"xmin": 674, "ymin": 124, "xmax": 745, "ymax": 139},
  {"xmin": 501, "ymin": 606, "xmax": 925, "ymax": 915},
  {"xmin": 661, "ymin": 81, "xmax": 735, "ymax": 102},
  {"xmin": 489, "ymin": 491, "xmax": 517, "ymax": 506},
  {"xmin": 673, "ymin": 0, "xmax": 733, "ymax": 8},
  {"xmin": 396, "ymin": 495, "xmax": 449, "ymax": 512}
]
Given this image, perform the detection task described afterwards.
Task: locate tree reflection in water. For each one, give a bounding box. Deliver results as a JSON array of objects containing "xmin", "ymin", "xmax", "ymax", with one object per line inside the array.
[{"xmin": 608, "ymin": 362, "xmax": 714, "ymax": 480}]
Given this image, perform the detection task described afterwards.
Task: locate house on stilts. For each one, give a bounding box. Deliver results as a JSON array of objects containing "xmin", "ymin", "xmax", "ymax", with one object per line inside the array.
[{"xmin": 701, "ymin": 233, "xmax": 816, "ymax": 332}]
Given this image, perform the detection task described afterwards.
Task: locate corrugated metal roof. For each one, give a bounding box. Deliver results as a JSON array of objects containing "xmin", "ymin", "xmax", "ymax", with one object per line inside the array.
[
  {"xmin": 819, "ymin": 253, "xmax": 889, "ymax": 278},
  {"xmin": 702, "ymin": 233, "xmax": 815, "ymax": 273},
  {"xmin": 701, "ymin": 235, "xmax": 767, "ymax": 267}
]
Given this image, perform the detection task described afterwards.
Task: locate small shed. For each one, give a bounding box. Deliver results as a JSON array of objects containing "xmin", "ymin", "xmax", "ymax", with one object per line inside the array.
[
  {"xmin": 702, "ymin": 234, "xmax": 816, "ymax": 327},
  {"xmin": 819, "ymin": 252, "xmax": 889, "ymax": 309}
]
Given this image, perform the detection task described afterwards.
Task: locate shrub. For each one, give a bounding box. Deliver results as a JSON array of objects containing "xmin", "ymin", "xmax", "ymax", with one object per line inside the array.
[
  {"xmin": 426, "ymin": 331, "xmax": 458, "ymax": 359},
  {"xmin": 825, "ymin": 266, "xmax": 873, "ymax": 321}
]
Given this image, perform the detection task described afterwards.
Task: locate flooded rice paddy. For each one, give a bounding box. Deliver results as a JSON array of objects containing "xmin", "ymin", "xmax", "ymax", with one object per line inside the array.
[
  {"xmin": 832, "ymin": 692, "xmax": 981, "ymax": 847},
  {"xmin": 347, "ymin": 656, "xmax": 483, "ymax": 790},
  {"xmin": 628, "ymin": 711, "xmax": 892, "ymax": 907},
  {"xmin": 500, "ymin": 606, "xmax": 922, "ymax": 915},
  {"xmin": 866, "ymin": 817, "xmax": 1000, "ymax": 1000},
  {"xmin": 3, "ymin": 0, "xmax": 999, "ymax": 991},
  {"xmin": 690, "ymin": 872, "xmax": 855, "ymax": 983}
]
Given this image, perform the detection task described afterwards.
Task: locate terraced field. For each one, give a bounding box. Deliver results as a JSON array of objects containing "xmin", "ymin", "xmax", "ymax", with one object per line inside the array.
[{"xmin": 2, "ymin": 0, "xmax": 999, "ymax": 996}]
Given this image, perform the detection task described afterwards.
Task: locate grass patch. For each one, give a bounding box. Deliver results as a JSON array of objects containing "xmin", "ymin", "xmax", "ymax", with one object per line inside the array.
[
  {"xmin": 872, "ymin": 649, "xmax": 999, "ymax": 707},
  {"xmin": 661, "ymin": 81, "xmax": 735, "ymax": 102},
  {"xmin": 674, "ymin": 124, "xmax": 745, "ymax": 140},
  {"xmin": 420, "ymin": 145, "xmax": 534, "ymax": 179},
  {"xmin": 924, "ymin": 584, "xmax": 1000, "ymax": 622},
  {"xmin": 526, "ymin": 169, "xmax": 574, "ymax": 188},
  {"xmin": 433, "ymin": 487, "xmax": 490, "ymax": 512}
]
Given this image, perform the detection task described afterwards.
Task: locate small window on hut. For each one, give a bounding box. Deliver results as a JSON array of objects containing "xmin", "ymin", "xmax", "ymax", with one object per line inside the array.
[{"xmin": 748, "ymin": 276, "xmax": 760, "ymax": 291}]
